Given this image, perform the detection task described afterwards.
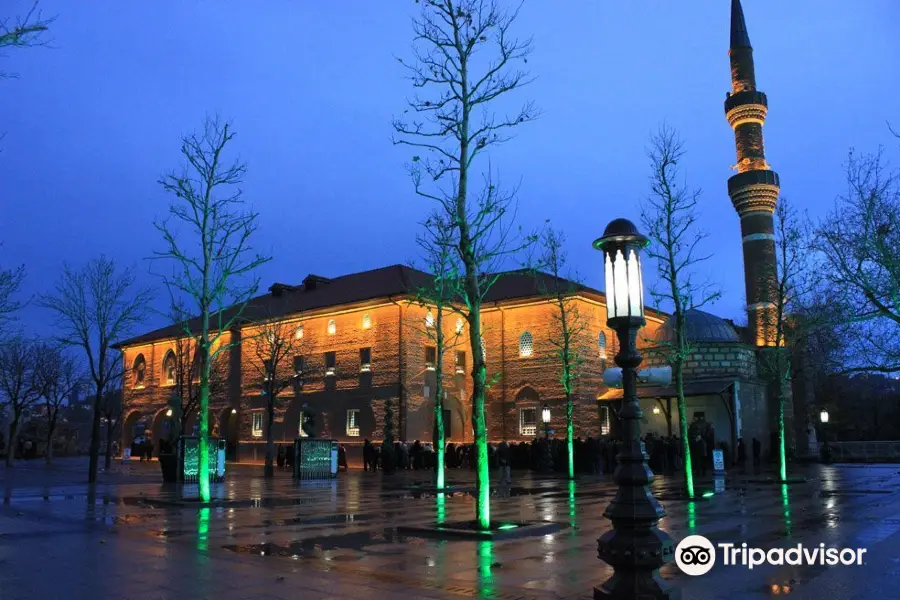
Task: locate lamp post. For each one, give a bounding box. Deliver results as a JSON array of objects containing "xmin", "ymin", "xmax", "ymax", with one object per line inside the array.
[
  {"xmin": 592, "ymin": 218, "xmax": 677, "ymax": 599},
  {"xmin": 819, "ymin": 409, "xmax": 832, "ymax": 464},
  {"xmin": 540, "ymin": 403, "xmax": 554, "ymax": 472}
]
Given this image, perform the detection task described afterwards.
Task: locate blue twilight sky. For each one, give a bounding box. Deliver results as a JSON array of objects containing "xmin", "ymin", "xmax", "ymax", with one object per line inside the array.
[{"xmin": 2, "ymin": 0, "xmax": 899, "ymax": 339}]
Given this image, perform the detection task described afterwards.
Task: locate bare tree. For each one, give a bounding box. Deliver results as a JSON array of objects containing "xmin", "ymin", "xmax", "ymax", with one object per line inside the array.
[
  {"xmin": 0, "ymin": 335, "xmax": 41, "ymax": 466},
  {"xmin": 34, "ymin": 342, "xmax": 79, "ymax": 464},
  {"xmin": 153, "ymin": 115, "xmax": 269, "ymax": 501},
  {"xmin": 539, "ymin": 229, "xmax": 587, "ymax": 480},
  {"xmin": 640, "ymin": 126, "xmax": 720, "ymax": 499},
  {"xmin": 0, "ymin": 262, "xmax": 24, "ymax": 325},
  {"xmin": 814, "ymin": 140, "xmax": 900, "ymax": 374},
  {"xmin": 411, "ymin": 211, "xmax": 465, "ymax": 489},
  {"xmin": 393, "ymin": 0, "xmax": 538, "ymax": 530},
  {"xmin": 166, "ymin": 299, "xmax": 229, "ymax": 441},
  {"xmin": 38, "ymin": 256, "xmax": 152, "ymax": 482},
  {"xmin": 0, "ymin": 1, "xmax": 54, "ymax": 79},
  {"xmin": 250, "ymin": 313, "xmax": 305, "ymax": 478},
  {"xmin": 757, "ymin": 197, "xmax": 827, "ymax": 480},
  {"xmin": 98, "ymin": 385, "xmax": 122, "ymax": 471}
]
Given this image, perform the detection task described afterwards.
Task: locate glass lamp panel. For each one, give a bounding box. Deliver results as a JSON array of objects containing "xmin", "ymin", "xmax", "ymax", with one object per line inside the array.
[
  {"xmin": 613, "ymin": 249, "xmax": 629, "ymax": 319},
  {"xmin": 604, "ymin": 252, "xmax": 615, "ymax": 318},
  {"xmin": 627, "ymin": 248, "xmax": 643, "ymax": 317}
]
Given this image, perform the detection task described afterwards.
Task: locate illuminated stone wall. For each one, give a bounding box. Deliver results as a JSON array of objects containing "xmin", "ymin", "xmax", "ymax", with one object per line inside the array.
[{"xmin": 119, "ymin": 291, "xmax": 668, "ymax": 461}]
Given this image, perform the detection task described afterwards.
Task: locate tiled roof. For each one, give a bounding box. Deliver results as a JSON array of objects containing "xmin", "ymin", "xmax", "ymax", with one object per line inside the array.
[{"xmin": 115, "ymin": 264, "xmax": 655, "ymax": 348}]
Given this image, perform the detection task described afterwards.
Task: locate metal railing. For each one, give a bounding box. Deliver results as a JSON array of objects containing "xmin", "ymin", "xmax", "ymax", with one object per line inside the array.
[{"xmin": 821, "ymin": 441, "xmax": 900, "ymax": 461}]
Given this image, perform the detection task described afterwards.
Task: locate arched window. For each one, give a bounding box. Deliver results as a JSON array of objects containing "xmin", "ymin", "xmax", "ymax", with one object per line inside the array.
[
  {"xmin": 294, "ymin": 324, "xmax": 304, "ymax": 339},
  {"xmin": 162, "ymin": 350, "xmax": 176, "ymax": 385},
  {"xmin": 425, "ymin": 310, "xmax": 435, "ymax": 328},
  {"xmin": 327, "ymin": 319, "xmax": 336, "ymax": 335},
  {"xmin": 519, "ymin": 331, "xmax": 534, "ymax": 357},
  {"xmin": 362, "ymin": 313, "xmax": 371, "ymax": 329},
  {"xmin": 132, "ymin": 354, "xmax": 146, "ymax": 388},
  {"xmin": 455, "ymin": 317, "xmax": 464, "ymax": 334}
]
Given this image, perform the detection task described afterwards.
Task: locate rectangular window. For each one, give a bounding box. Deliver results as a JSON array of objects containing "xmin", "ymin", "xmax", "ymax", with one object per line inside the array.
[
  {"xmin": 425, "ymin": 346, "xmax": 436, "ymax": 370},
  {"xmin": 252, "ymin": 413, "xmax": 263, "ymax": 438},
  {"xmin": 455, "ymin": 351, "xmax": 466, "ymax": 374},
  {"xmin": 519, "ymin": 407, "xmax": 537, "ymax": 437},
  {"xmin": 359, "ymin": 347, "xmax": 371, "ymax": 372},
  {"xmin": 346, "ymin": 409, "xmax": 360, "ymax": 437},
  {"xmin": 325, "ymin": 351, "xmax": 336, "ymax": 376},
  {"xmin": 600, "ymin": 405, "xmax": 611, "ymax": 436}
]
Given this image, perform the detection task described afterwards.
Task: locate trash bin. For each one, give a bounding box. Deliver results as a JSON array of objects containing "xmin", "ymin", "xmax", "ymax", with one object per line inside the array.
[{"xmin": 293, "ymin": 439, "xmax": 338, "ymax": 479}]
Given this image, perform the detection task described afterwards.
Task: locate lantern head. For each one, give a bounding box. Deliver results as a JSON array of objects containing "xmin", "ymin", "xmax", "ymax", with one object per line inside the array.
[{"xmin": 593, "ymin": 218, "xmax": 650, "ymax": 326}]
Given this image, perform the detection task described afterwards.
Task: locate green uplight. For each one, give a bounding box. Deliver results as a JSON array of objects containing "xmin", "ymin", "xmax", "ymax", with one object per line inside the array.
[
  {"xmin": 497, "ymin": 523, "xmax": 518, "ymax": 530},
  {"xmin": 702, "ymin": 491, "xmax": 714, "ymax": 498}
]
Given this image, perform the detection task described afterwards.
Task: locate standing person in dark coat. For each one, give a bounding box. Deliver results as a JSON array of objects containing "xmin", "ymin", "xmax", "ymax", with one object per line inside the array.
[
  {"xmin": 752, "ymin": 437, "xmax": 761, "ymax": 472},
  {"xmin": 362, "ymin": 439, "xmax": 374, "ymax": 472},
  {"xmin": 497, "ymin": 440, "xmax": 511, "ymax": 484}
]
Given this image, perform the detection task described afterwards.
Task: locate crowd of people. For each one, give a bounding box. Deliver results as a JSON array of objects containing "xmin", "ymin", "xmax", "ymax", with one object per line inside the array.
[{"xmin": 356, "ymin": 431, "xmax": 770, "ymax": 478}]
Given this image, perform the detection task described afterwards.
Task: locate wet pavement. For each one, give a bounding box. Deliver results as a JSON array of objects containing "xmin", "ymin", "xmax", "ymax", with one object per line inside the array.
[{"xmin": 1, "ymin": 459, "xmax": 899, "ymax": 599}]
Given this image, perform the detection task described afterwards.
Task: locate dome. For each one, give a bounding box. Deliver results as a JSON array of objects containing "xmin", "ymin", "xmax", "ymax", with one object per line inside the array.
[{"xmin": 654, "ymin": 309, "xmax": 739, "ymax": 344}]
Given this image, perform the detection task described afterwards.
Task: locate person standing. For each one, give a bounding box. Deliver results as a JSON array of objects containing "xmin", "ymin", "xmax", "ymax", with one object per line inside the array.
[{"xmin": 497, "ymin": 440, "xmax": 511, "ymax": 484}]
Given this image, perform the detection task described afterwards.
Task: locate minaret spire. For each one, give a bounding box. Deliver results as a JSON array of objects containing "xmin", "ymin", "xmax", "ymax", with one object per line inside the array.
[
  {"xmin": 724, "ymin": 0, "xmax": 780, "ymax": 348},
  {"xmin": 730, "ymin": 0, "xmax": 751, "ymax": 48}
]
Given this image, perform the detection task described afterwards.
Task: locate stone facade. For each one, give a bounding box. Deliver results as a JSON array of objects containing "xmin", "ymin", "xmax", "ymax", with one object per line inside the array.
[{"xmin": 116, "ymin": 267, "xmax": 664, "ymax": 464}]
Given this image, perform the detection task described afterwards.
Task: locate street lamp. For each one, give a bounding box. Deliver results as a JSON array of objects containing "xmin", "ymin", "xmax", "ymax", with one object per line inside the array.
[
  {"xmin": 819, "ymin": 409, "xmax": 829, "ymax": 424},
  {"xmin": 542, "ymin": 403, "xmax": 551, "ymax": 435},
  {"xmin": 593, "ymin": 218, "xmax": 676, "ymax": 599},
  {"xmin": 540, "ymin": 403, "xmax": 554, "ymax": 472}
]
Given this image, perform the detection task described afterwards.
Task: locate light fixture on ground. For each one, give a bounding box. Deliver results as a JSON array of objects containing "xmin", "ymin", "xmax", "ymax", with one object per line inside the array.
[{"xmin": 592, "ymin": 218, "xmax": 678, "ymax": 599}]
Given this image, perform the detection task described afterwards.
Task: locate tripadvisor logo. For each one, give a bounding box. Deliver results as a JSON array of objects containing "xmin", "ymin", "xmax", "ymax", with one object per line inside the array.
[{"xmin": 675, "ymin": 535, "xmax": 868, "ymax": 575}]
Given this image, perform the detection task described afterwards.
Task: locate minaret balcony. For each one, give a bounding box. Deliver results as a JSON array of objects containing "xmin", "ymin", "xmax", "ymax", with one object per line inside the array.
[
  {"xmin": 725, "ymin": 90, "xmax": 767, "ymax": 114},
  {"xmin": 728, "ymin": 170, "xmax": 780, "ymax": 214}
]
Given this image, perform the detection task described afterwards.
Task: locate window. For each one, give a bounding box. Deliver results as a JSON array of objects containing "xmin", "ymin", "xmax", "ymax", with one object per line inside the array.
[
  {"xmin": 294, "ymin": 325, "xmax": 304, "ymax": 339},
  {"xmin": 455, "ymin": 317, "xmax": 464, "ymax": 334},
  {"xmin": 425, "ymin": 310, "xmax": 435, "ymax": 328},
  {"xmin": 600, "ymin": 405, "xmax": 611, "ymax": 436},
  {"xmin": 359, "ymin": 347, "xmax": 371, "ymax": 372},
  {"xmin": 362, "ymin": 313, "xmax": 371, "ymax": 329},
  {"xmin": 327, "ymin": 319, "xmax": 336, "ymax": 335},
  {"xmin": 519, "ymin": 407, "xmax": 537, "ymax": 437},
  {"xmin": 455, "ymin": 351, "xmax": 466, "ymax": 375},
  {"xmin": 346, "ymin": 409, "xmax": 360, "ymax": 437},
  {"xmin": 132, "ymin": 355, "xmax": 146, "ymax": 388},
  {"xmin": 252, "ymin": 413, "xmax": 263, "ymax": 438},
  {"xmin": 325, "ymin": 351, "xmax": 336, "ymax": 376},
  {"xmin": 519, "ymin": 331, "xmax": 534, "ymax": 357},
  {"xmin": 162, "ymin": 351, "xmax": 176, "ymax": 385},
  {"xmin": 425, "ymin": 346, "xmax": 437, "ymax": 370}
]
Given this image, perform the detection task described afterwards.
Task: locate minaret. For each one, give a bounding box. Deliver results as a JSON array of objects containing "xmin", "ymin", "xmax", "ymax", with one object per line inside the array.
[{"xmin": 725, "ymin": 0, "xmax": 779, "ymax": 347}]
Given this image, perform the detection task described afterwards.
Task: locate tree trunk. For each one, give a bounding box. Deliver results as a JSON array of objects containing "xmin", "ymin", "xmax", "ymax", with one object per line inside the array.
[
  {"xmin": 104, "ymin": 421, "xmax": 113, "ymax": 471},
  {"xmin": 675, "ymin": 360, "xmax": 695, "ymax": 498},
  {"xmin": 198, "ymin": 342, "xmax": 211, "ymax": 501},
  {"xmin": 265, "ymin": 392, "xmax": 275, "ymax": 478},
  {"xmin": 5, "ymin": 413, "xmax": 20, "ymax": 467},
  {"xmin": 666, "ymin": 397, "xmax": 673, "ymax": 438},
  {"xmin": 88, "ymin": 391, "xmax": 102, "ymax": 482},
  {"xmin": 45, "ymin": 413, "xmax": 56, "ymax": 465},
  {"xmin": 566, "ymin": 390, "xmax": 574, "ymax": 479}
]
